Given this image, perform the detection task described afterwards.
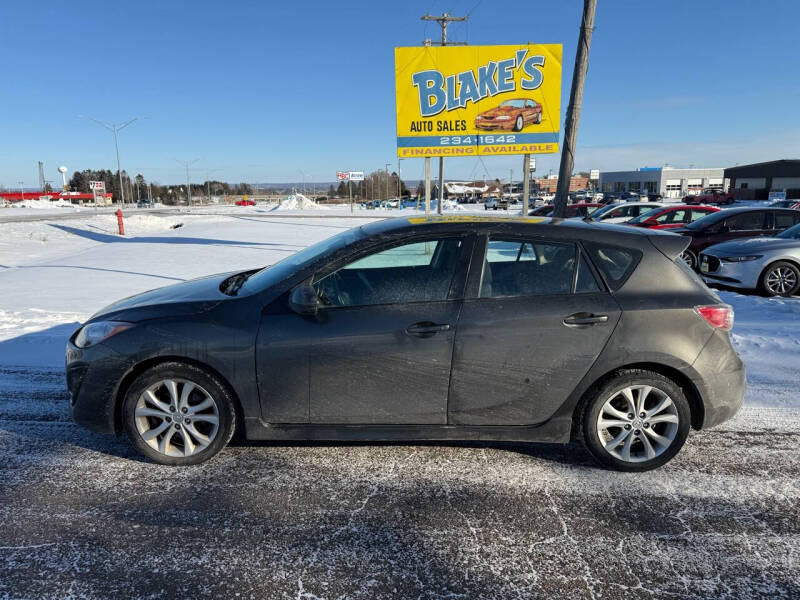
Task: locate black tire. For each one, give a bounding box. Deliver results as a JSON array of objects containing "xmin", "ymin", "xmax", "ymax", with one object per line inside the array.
[
  {"xmin": 581, "ymin": 369, "xmax": 691, "ymax": 472},
  {"xmin": 680, "ymin": 249, "xmax": 697, "ymax": 270},
  {"xmin": 514, "ymin": 115, "xmax": 523, "ymax": 131},
  {"xmin": 535, "ymin": 112, "xmax": 542, "ymax": 124},
  {"xmin": 122, "ymin": 361, "xmax": 237, "ymax": 466},
  {"xmin": 759, "ymin": 260, "xmax": 800, "ymax": 297}
]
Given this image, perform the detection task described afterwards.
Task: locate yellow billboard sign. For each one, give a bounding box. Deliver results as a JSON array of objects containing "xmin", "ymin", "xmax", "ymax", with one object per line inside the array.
[{"xmin": 394, "ymin": 44, "xmax": 562, "ymax": 157}]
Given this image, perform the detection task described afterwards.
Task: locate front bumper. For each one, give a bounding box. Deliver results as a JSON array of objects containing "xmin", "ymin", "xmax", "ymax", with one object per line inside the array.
[
  {"xmin": 66, "ymin": 339, "xmax": 131, "ymax": 434},
  {"xmin": 475, "ymin": 119, "xmax": 514, "ymax": 131},
  {"xmin": 699, "ymin": 253, "xmax": 763, "ymax": 290}
]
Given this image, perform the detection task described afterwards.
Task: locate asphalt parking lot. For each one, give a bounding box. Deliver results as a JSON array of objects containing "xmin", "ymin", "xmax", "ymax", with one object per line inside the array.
[{"xmin": 1, "ymin": 367, "xmax": 798, "ymax": 599}]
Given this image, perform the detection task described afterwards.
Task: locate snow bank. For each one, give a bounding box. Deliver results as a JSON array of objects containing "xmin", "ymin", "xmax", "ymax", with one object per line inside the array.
[
  {"xmin": 274, "ymin": 193, "xmax": 325, "ymax": 211},
  {"xmin": 13, "ymin": 199, "xmax": 76, "ymax": 209}
]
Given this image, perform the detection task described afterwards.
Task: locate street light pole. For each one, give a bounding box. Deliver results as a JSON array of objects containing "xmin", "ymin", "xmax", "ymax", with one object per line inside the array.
[
  {"xmin": 85, "ymin": 117, "xmax": 140, "ymax": 205},
  {"xmin": 176, "ymin": 159, "xmax": 199, "ymax": 206}
]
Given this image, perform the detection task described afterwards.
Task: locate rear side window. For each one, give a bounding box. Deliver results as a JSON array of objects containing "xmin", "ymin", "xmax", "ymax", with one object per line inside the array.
[
  {"xmin": 583, "ymin": 242, "xmax": 642, "ymax": 290},
  {"xmin": 774, "ymin": 212, "xmax": 800, "ymax": 229},
  {"xmin": 480, "ymin": 239, "xmax": 576, "ymax": 297}
]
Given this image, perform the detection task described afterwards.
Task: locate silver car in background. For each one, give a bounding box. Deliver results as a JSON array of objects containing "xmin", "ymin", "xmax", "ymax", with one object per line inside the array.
[{"xmin": 699, "ymin": 222, "xmax": 800, "ymax": 296}]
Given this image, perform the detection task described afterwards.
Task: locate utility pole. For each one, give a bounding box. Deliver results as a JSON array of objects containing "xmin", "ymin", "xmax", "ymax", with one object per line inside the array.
[
  {"xmin": 553, "ymin": 0, "xmax": 596, "ymax": 218},
  {"xmin": 176, "ymin": 159, "xmax": 199, "ymax": 206},
  {"xmin": 85, "ymin": 117, "xmax": 140, "ymax": 205},
  {"xmin": 422, "ymin": 12, "xmax": 468, "ymax": 215},
  {"xmin": 385, "ymin": 163, "xmax": 390, "ymax": 206}
]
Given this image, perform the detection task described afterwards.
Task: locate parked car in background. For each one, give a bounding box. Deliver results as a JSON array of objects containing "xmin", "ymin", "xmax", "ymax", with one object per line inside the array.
[
  {"xmin": 235, "ymin": 199, "xmax": 255, "ymax": 206},
  {"xmin": 67, "ymin": 215, "xmax": 744, "ymax": 471},
  {"xmin": 685, "ymin": 189, "xmax": 735, "ymax": 205},
  {"xmin": 600, "ymin": 193, "xmax": 621, "ymax": 204},
  {"xmin": 137, "ymin": 199, "xmax": 152, "ymax": 208},
  {"xmin": 768, "ymin": 198, "xmax": 800, "ymax": 209},
  {"xmin": 647, "ymin": 193, "xmax": 664, "ymax": 202},
  {"xmin": 626, "ymin": 205, "xmax": 720, "ymax": 230},
  {"xmin": 474, "ymin": 98, "xmax": 543, "ymax": 131},
  {"xmin": 589, "ymin": 202, "xmax": 664, "ymax": 224},
  {"xmin": 527, "ymin": 203, "xmax": 604, "ymax": 218},
  {"xmin": 485, "ymin": 196, "xmax": 508, "ymax": 210},
  {"xmin": 699, "ymin": 221, "xmax": 800, "ymax": 296},
  {"xmin": 670, "ymin": 207, "xmax": 800, "ymax": 269}
]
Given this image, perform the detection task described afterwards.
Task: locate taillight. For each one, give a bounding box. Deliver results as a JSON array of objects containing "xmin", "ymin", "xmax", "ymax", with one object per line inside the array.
[{"xmin": 694, "ymin": 304, "xmax": 734, "ymax": 331}]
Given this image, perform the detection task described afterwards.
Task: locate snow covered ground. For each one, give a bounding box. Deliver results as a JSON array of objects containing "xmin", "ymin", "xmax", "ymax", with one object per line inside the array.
[
  {"xmin": 0, "ymin": 209, "xmax": 798, "ymax": 598},
  {"xmin": 1, "ymin": 208, "xmax": 797, "ymax": 409}
]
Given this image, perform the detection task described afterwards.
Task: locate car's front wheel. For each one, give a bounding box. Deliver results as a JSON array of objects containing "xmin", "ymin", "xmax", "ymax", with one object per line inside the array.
[
  {"xmin": 582, "ymin": 369, "xmax": 691, "ymax": 471},
  {"xmin": 680, "ymin": 249, "xmax": 697, "ymax": 270},
  {"xmin": 122, "ymin": 362, "xmax": 237, "ymax": 465},
  {"xmin": 760, "ymin": 261, "xmax": 800, "ymax": 297}
]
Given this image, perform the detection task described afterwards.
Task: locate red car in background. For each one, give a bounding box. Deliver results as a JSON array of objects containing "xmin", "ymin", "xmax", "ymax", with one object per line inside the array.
[
  {"xmin": 626, "ymin": 204, "xmax": 720, "ymax": 229},
  {"xmin": 475, "ymin": 99, "xmax": 543, "ymax": 132},
  {"xmin": 235, "ymin": 199, "xmax": 255, "ymax": 206}
]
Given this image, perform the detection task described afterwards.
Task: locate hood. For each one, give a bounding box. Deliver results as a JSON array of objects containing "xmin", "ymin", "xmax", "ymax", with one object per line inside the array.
[
  {"xmin": 89, "ymin": 271, "xmax": 240, "ymax": 323},
  {"xmin": 704, "ymin": 236, "xmax": 798, "ymax": 255}
]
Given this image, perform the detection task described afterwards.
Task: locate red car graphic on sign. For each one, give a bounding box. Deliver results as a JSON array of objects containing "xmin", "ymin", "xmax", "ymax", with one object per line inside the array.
[{"xmin": 475, "ymin": 99, "xmax": 543, "ymax": 132}]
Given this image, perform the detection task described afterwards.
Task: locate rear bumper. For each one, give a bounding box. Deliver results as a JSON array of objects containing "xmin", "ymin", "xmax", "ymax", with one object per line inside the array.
[{"xmin": 689, "ymin": 330, "xmax": 746, "ymax": 429}]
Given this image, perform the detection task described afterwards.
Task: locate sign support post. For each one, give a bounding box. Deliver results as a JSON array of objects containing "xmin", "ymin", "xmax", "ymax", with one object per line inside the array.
[
  {"xmin": 424, "ymin": 158, "xmax": 431, "ymax": 216},
  {"xmin": 522, "ymin": 154, "xmax": 531, "ymax": 216}
]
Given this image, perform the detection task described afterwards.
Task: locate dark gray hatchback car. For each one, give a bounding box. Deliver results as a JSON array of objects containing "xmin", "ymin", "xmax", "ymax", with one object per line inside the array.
[{"xmin": 67, "ymin": 216, "xmax": 745, "ymax": 471}]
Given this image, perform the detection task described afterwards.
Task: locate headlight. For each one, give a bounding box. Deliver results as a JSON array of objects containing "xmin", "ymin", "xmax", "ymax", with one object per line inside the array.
[
  {"xmin": 722, "ymin": 255, "xmax": 763, "ymax": 262},
  {"xmin": 74, "ymin": 321, "xmax": 134, "ymax": 348},
  {"xmin": 495, "ymin": 116, "xmax": 510, "ymax": 120}
]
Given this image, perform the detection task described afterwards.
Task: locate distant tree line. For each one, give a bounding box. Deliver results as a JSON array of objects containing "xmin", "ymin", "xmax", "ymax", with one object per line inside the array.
[
  {"xmin": 67, "ymin": 169, "xmax": 253, "ymax": 204},
  {"xmin": 324, "ymin": 170, "xmax": 409, "ymax": 200}
]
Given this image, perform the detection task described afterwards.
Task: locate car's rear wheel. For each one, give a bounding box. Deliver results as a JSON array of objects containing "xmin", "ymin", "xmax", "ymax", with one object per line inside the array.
[
  {"xmin": 760, "ymin": 261, "xmax": 800, "ymax": 297},
  {"xmin": 535, "ymin": 112, "xmax": 542, "ymax": 124},
  {"xmin": 680, "ymin": 249, "xmax": 697, "ymax": 270},
  {"xmin": 582, "ymin": 370, "xmax": 691, "ymax": 471},
  {"xmin": 514, "ymin": 115, "xmax": 523, "ymax": 131},
  {"xmin": 123, "ymin": 362, "xmax": 236, "ymax": 465}
]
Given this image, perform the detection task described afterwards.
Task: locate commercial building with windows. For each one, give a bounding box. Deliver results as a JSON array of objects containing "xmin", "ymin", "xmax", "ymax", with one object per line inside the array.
[
  {"xmin": 725, "ymin": 159, "xmax": 800, "ymax": 200},
  {"xmin": 599, "ymin": 167, "xmax": 726, "ymax": 198}
]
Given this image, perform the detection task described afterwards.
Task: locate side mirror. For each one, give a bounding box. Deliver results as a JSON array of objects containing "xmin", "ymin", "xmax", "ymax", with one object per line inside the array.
[{"xmin": 289, "ymin": 284, "xmax": 319, "ymax": 316}]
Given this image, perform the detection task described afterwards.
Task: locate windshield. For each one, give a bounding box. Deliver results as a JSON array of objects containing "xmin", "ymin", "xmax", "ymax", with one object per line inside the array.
[
  {"xmin": 500, "ymin": 99, "xmax": 525, "ymax": 108},
  {"xmin": 241, "ymin": 227, "xmax": 363, "ymax": 293},
  {"xmin": 777, "ymin": 222, "xmax": 800, "ymax": 239},
  {"xmin": 628, "ymin": 207, "xmax": 664, "ymax": 224},
  {"xmin": 590, "ymin": 203, "xmax": 622, "ymax": 219},
  {"xmin": 685, "ymin": 210, "xmax": 724, "ymax": 230}
]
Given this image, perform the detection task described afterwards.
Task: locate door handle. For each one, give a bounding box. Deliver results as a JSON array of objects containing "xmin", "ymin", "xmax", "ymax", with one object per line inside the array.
[
  {"xmin": 405, "ymin": 322, "xmax": 451, "ymax": 337},
  {"xmin": 563, "ymin": 313, "xmax": 608, "ymax": 326}
]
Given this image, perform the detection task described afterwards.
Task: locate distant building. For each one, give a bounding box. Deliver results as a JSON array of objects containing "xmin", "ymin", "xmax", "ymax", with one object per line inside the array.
[
  {"xmin": 599, "ymin": 167, "xmax": 725, "ymax": 199},
  {"xmin": 0, "ymin": 191, "xmax": 113, "ymax": 205},
  {"xmin": 725, "ymin": 159, "xmax": 800, "ymax": 200},
  {"xmin": 534, "ymin": 176, "xmax": 589, "ymax": 194}
]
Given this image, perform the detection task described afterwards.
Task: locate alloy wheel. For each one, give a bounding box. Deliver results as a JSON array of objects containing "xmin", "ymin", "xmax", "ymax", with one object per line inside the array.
[
  {"xmin": 680, "ymin": 250, "xmax": 695, "ymax": 269},
  {"xmin": 765, "ymin": 266, "xmax": 798, "ymax": 295},
  {"xmin": 134, "ymin": 379, "xmax": 220, "ymax": 457},
  {"xmin": 595, "ymin": 385, "xmax": 680, "ymax": 463}
]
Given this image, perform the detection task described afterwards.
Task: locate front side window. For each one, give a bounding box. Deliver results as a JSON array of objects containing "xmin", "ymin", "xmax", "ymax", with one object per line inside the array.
[
  {"xmin": 480, "ymin": 239, "xmax": 581, "ymax": 298},
  {"xmin": 690, "ymin": 209, "xmax": 713, "ymax": 221},
  {"xmin": 725, "ymin": 212, "xmax": 764, "ymax": 231},
  {"xmin": 313, "ymin": 237, "xmax": 463, "ymax": 307}
]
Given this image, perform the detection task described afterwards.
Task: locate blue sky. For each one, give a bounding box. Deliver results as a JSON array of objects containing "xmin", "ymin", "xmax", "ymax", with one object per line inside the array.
[{"xmin": 2, "ymin": 0, "xmax": 799, "ymax": 187}]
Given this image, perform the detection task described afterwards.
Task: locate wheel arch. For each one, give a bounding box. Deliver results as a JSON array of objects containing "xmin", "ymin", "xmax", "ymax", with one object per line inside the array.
[
  {"xmin": 571, "ymin": 361, "xmax": 705, "ymax": 439},
  {"xmin": 112, "ymin": 355, "xmax": 245, "ymax": 437},
  {"xmin": 759, "ymin": 256, "xmax": 800, "ymax": 280}
]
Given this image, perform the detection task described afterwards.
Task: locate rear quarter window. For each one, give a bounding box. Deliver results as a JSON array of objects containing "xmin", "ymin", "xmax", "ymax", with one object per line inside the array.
[{"xmin": 583, "ymin": 241, "xmax": 642, "ymax": 290}]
